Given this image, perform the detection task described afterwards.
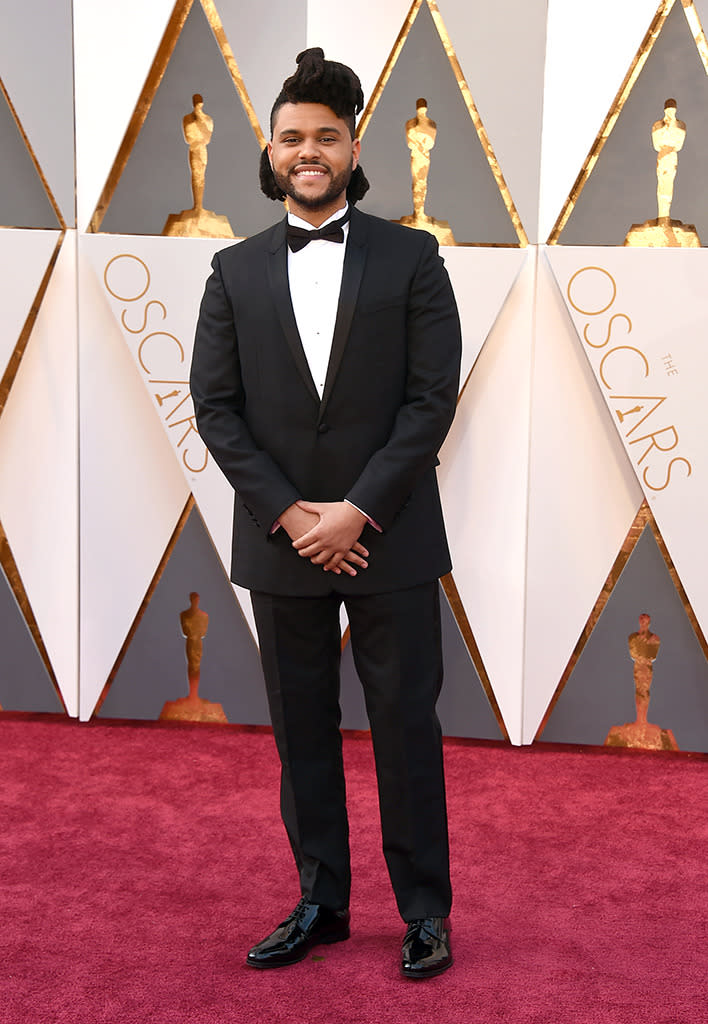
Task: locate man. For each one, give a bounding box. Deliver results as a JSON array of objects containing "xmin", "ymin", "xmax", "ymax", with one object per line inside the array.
[{"xmin": 190, "ymin": 48, "xmax": 461, "ymax": 978}]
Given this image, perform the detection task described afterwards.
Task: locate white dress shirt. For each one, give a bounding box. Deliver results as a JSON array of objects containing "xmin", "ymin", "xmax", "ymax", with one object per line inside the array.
[
  {"xmin": 287, "ymin": 204, "xmax": 349, "ymax": 399},
  {"xmin": 280, "ymin": 203, "xmax": 380, "ymax": 532}
]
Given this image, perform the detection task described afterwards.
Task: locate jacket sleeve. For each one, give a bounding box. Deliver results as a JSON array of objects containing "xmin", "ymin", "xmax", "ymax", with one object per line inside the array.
[
  {"xmin": 189, "ymin": 251, "xmax": 300, "ymax": 533},
  {"xmin": 344, "ymin": 232, "xmax": 462, "ymax": 530}
]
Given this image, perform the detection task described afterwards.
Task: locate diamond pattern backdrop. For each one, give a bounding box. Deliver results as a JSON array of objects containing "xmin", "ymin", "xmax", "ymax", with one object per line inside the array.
[{"xmin": 0, "ymin": 0, "xmax": 706, "ymax": 753}]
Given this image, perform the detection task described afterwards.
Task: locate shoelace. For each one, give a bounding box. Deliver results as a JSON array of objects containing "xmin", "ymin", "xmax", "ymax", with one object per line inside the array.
[{"xmin": 406, "ymin": 918, "xmax": 443, "ymax": 942}]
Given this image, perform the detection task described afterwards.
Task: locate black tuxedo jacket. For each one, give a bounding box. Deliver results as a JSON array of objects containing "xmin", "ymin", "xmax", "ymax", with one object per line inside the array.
[{"xmin": 190, "ymin": 207, "xmax": 462, "ymax": 596}]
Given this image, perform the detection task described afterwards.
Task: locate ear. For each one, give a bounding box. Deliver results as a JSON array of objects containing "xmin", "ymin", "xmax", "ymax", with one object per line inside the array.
[
  {"xmin": 267, "ymin": 140, "xmax": 274, "ymax": 167},
  {"xmin": 351, "ymin": 137, "xmax": 361, "ymax": 170}
]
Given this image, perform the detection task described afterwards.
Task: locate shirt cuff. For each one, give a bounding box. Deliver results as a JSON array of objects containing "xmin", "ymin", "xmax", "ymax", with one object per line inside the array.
[{"xmin": 345, "ymin": 499, "xmax": 382, "ymax": 533}]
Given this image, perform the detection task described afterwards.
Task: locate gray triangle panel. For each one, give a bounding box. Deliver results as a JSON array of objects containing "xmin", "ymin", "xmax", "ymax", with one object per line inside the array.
[
  {"xmin": 98, "ymin": 506, "xmax": 270, "ymax": 723},
  {"xmin": 339, "ymin": 640, "xmax": 370, "ymax": 731},
  {"xmin": 436, "ymin": 585, "xmax": 504, "ymax": 739},
  {"xmin": 561, "ymin": 3, "xmax": 708, "ymax": 245},
  {"xmin": 0, "ymin": 565, "xmax": 63, "ymax": 712},
  {"xmin": 0, "ymin": 0, "xmax": 74, "ymax": 224},
  {"xmin": 0, "ymin": 87, "xmax": 59, "ymax": 229},
  {"xmin": 100, "ymin": 2, "xmax": 278, "ymax": 237},
  {"xmin": 539, "ymin": 525, "xmax": 708, "ymax": 752},
  {"xmin": 358, "ymin": 3, "xmax": 518, "ymax": 245},
  {"xmin": 339, "ymin": 583, "xmax": 504, "ymax": 739}
]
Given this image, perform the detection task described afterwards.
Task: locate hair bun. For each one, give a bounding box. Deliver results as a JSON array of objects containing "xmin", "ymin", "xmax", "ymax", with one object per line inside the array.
[
  {"xmin": 294, "ymin": 47, "xmax": 325, "ymax": 85},
  {"xmin": 296, "ymin": 47, "xmax": 324, "ymax": 65}
]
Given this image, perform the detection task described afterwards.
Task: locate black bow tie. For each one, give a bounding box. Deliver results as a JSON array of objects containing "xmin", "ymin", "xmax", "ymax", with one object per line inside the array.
[{"xmin": 287, "ymin": 209, "xmax": 351, "ymax": 252}]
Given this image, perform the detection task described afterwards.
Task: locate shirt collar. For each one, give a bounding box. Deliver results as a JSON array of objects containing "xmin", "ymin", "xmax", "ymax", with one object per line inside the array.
[{"xmin": 287, "ymin": 202, "xmax": 350, "ymax": 231}]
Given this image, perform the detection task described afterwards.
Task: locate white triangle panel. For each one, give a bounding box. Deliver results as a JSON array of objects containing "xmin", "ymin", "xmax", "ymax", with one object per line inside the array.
[
  {"xmin": 438, "ymin": 252, "xmax": 537, "ymax": 744},
  {"xmin": 547, "ymin": 245, "xmax": 708, "ymax": 643},
  {"xmin": 73, "ymin": 0, "xmax": 176, "ymax": 230},
  {"xmin": 522, "ymin": 251, "xmax": 644, "ymax": 742},
  {"xmin": 540, "ymin": 0, "xmax": 661, "ymax": 241},
  {"xmin": 82, "ymin": 234, "xmax": 256, "ymax": 641},
  {"xmin": 306, "ymin": 0, "xmax": 414, "ymax": 116},
  {"xmin": 443, "ymin": 247, "xmax": 527, "ymax": 392},
  {"xmin": 0, "ymin": 231, "xmax": 78, "ymax": 714},
  {"xmin": 0, "ymin": 229, "xmax": 61, "ymax": 381},
  {"xmin": 78, "ymin": 235, "xmax": 191, "ymax": 719}
]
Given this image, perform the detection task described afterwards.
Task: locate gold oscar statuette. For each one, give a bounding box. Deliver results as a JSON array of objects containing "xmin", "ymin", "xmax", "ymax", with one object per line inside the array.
[
  {"xmin": 604, "ymin": 614, "xmax": 678, "ymax": 751},
  {"xmin": 159, "ymin": 592, "xmax": 228, "ymax": 723},
  {"xmin": 624, "ymin": 99, "xmax": 700, "ymax": 247},
  {"xmin": 163, "ymin": 94, "xmax": 235, "ymax": 239},
  {"xmin": 393, "ymin": 98, "xmax": 455, "ymax": 245}
]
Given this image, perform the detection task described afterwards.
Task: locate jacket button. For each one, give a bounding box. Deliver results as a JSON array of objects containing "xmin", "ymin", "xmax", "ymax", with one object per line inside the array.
[{"xmin": 317, "ymin": 423, "xmax": 329, "ymax": 434}]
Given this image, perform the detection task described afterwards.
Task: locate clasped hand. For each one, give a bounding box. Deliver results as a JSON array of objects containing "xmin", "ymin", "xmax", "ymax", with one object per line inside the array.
[{"xmin": 280, "ymin": 500, "xmax": 369, "ymax": 576}]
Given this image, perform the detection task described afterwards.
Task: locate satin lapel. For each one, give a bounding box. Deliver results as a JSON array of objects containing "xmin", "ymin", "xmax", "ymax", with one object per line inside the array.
[
  {"xmin": 266, "ymin": 218, "xmax": 320, "ymax": 405},
  {"xmin": 318, "ymin": 211, "xmax": 368, "ymax": 423}
]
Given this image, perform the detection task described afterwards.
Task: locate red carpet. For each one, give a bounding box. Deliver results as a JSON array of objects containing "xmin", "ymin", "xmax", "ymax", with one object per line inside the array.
[{"xmin": 1, "ymin": 718, "xmax": 706, "ymax": 1024}]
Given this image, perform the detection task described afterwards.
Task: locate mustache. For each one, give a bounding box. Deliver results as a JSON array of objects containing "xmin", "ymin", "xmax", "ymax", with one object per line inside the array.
[{"xmin": 292, "ymin": 163, "xmax": 330, "ymax": 172}]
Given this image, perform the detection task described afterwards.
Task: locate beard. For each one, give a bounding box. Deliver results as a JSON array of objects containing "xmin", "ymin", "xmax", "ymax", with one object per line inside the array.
[{"xmin": 273, "ymin": 160, "xmax": 353, "ymax": 210}]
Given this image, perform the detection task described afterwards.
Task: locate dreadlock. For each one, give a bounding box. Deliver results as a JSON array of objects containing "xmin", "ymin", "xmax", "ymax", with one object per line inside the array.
[{"xmin": 259, "ymin": 47, "xmax": 370, "ymax": 203}]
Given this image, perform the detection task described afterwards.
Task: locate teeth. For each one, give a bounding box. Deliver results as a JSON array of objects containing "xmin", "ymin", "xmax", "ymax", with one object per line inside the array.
[{"xmin": 296, "ymin": 170, "xmax": 325, "ymax": 176}]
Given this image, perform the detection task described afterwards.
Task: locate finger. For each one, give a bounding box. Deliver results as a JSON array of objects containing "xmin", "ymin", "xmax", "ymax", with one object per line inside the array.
[
  {"xmin": 295, "ymin": 500, "xmax": 321, "ymax": 514},
  {"xmin": 297, "ymin": 541, "xmax": 326, "ymax": 557},
  {"xmin": 309, "ymin": 551, "xmax": 337, "ymax": 566},
  {"xmin": 292, "ymin": 531, "xmax": 320, "ymax": 551},
  {"xmin": 324, "ymin": 550, "xmax": 363, "ymax": 572},
  {"xmin": 342, "ymin": 552, "xmax": 367, "ymax": 569},
  {"xmin": 352, "ymin": 542, "xmax": 369, "ymax": 557}
]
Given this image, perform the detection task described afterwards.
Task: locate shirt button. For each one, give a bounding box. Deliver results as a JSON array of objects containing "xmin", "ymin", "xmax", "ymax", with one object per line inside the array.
[{"xmin": 317, "ymin": 423, "xmax": 329, "ymax": 434}]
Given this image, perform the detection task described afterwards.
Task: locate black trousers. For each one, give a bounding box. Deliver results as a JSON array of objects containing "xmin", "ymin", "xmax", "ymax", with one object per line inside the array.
[{"xmin": 251, "ymin": 581, "xmax": 452, "ymax": 922}]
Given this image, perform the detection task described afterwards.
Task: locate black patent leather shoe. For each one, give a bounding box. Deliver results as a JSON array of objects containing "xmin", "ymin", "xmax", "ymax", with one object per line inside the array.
[
  {"xmin": 246, "ymin": 898, "xmax": 350, "ymax": 968},
  {"xmin": 400, "ymin": 917, "xmax": 452, "ymax": 978}
]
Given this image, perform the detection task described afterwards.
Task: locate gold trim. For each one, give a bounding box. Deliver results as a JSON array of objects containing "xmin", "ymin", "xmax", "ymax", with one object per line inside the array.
[
  {"xmin": 0, "ymin": 521, "xmax": 67, "ymax": 713},
  {"xmin": 358, "ymin": 0, "xmax": 425, "ymax": 138},
  {"xmin": 89, "ymin": 0, "xmax": 267, "ymax": 233},
  {"xmin": 339, "ymin": 578, "xmax": 508, "ymax": 740},
  {"xmin": 0, "ymin": 231, "xmax": 64, "ymax": 418},
  {"xmin": 534, "ymin": 501, "xmax": 708, "ymax": 739},
  {"xmin": 92, "ymin": 495, "xmax": 195, "ymax": 716},
  {"xmin": 440, "ymin": 572, "xmax": 510, "ymax": 741},
  {"xmin": 0, "ymin": 73, "xmax": 66, "ymax": 230},
  {"xmin": 357, "ymin": 0, "xmax": 526, "ymax": 246},
  {"xmin": 200, "ymin": 0, "xmax": 266, "ymax": 148},
  {"xmin": 548, "ymin": 0, "xmax": 674, "ymax": 244},
  {"xmin": 648, "ymin": 508, "xmax": 708, "ymax": 661},
  {"xmin": 89, "ymin": 0, "xmax": 195, "ymax": 233},
  {"xmin": 681, "ymin": 0, "xmax": 708, "ymax": 72},
  {"xmin": 427, "ymin": 0, "xmax": 527, "ymax": 246}
]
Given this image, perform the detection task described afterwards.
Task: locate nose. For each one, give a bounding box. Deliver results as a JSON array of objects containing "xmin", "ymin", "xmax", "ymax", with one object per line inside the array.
[{"xmin": 298, "ymin": 137, "xmax": 321, "ymax": 162}]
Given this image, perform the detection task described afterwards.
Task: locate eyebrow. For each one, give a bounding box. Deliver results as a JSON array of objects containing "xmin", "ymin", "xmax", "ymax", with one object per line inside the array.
[{"xmin": 277, "ymin": 125, "xmax": 343, "ymax": 138}]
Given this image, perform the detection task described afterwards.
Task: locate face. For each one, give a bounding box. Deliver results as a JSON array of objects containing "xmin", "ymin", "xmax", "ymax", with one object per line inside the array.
[{"xmin": 268, "ymin": 102, "xmax": 360, "ymax": 224}]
